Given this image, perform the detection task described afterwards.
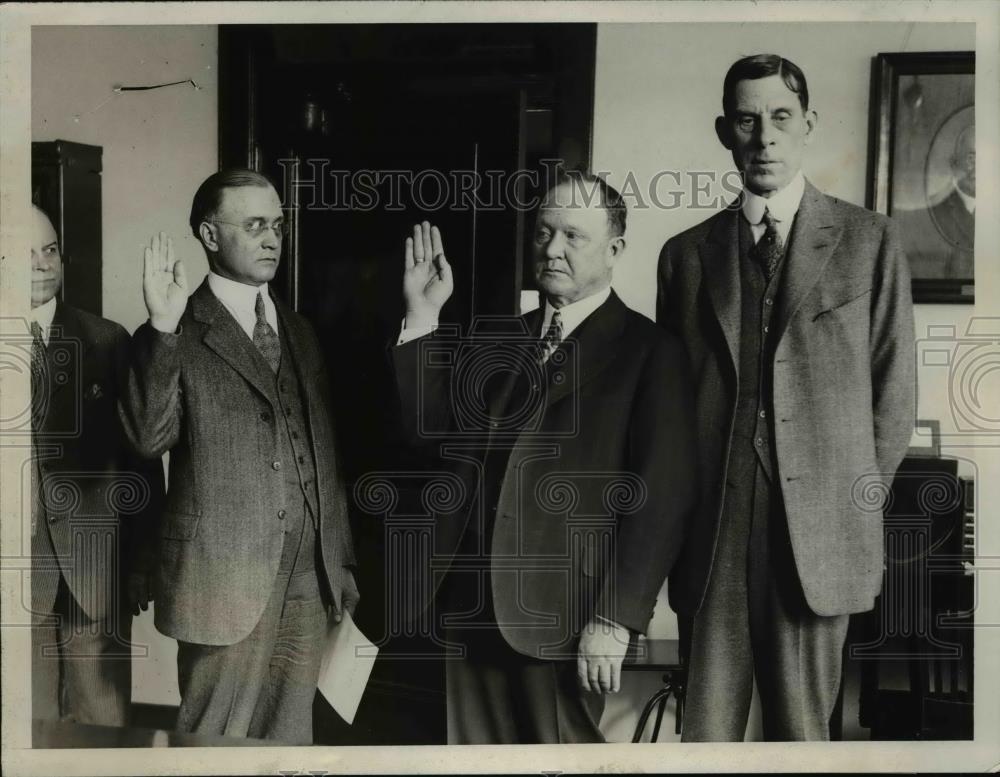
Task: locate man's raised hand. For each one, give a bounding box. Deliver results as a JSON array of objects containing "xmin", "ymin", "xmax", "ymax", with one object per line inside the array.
[
  {"xmin": 403, "ymin": 221, "xmax": 453, "ymax": 329},
  {"xmin": 142, "ymin": 232, "xmax": 188, "ymax": 333}
]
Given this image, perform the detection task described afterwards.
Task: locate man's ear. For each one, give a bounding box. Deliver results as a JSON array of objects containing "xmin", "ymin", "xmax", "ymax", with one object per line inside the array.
[
  {"xmin": 606, "ymin": 236, "xmax": 626, "ymax": 268},
  {"xmin": 198, "ymin": 222, "xmax": 219, "ymax": 253},
  {"xmin": 715, "ymin": 115, "xmax": 733, "ymax": 150},
  {"xmin": 803, "ymin": 109, "xmax": 818, "ymax": 146}
]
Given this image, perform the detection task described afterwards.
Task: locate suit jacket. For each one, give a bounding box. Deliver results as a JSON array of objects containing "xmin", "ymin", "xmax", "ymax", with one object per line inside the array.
[
  {"xmin": 931, "ymin": 190, "xmax": 973, "ymax": 245},
  {"xmin": 657, "ymin": 181, "xmax": 915, "ymax": 618},
  {"xmin": 392, "ymin": 291, "xmax": 699, "ymax": 659},
  {"xmin": 33, "ymin": 303, "xmax": 164, "ymax": 621},
  {"xmin": 895, "ymin": 191, "xmax": 974, "ymax": 281},
  {"xmin": 119, "ymin": 279, "xmax": 356, "ymax": 646}
]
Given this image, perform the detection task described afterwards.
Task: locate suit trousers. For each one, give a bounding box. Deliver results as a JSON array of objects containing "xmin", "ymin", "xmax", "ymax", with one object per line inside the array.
[
  {"xmin": 444, "ymin": 628, "xmax": 605, "ymax": 744},
  {"xmin": 680, "ymin": 448, "xmax": 849, "ymax": 741},
  {"xmin": 175, "ymin": 500, "xmax": 326, "ymax": 744},
  {"xmin": 31, "ymin": 576, "xmax": 132, "ymax": 726}
]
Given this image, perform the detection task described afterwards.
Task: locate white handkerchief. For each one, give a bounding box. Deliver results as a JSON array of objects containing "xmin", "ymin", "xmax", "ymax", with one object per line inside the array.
[{"xmin": 317, "ymin": 611, "xmax": 378, "ymax": 725}]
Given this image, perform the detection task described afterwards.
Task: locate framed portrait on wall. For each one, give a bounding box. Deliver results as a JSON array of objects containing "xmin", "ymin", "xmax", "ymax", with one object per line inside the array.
[{"xmin": 868, "ymin": 51, "xmax": 975, "ymax": 304}]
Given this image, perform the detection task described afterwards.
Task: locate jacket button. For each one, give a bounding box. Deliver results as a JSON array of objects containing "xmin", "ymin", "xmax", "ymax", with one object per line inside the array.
[
  {"xmin": 272, "ymin": 461, "xmax": 282, "ymax": 471},
  {"xmin": 277, "ymin": 509, "xmax": 286, "ymax": 520},
  {"xmin": 48, "ymin": 514, "xmax": 58, "ymax": 523},
  {"xmin": 260, "ymin": 412, "xmax": 270, "ymax": 422}
]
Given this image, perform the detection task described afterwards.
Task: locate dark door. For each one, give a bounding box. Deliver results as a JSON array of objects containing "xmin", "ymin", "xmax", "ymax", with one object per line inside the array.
[{"xmin": 32, "ymin": 141, "xmax": 103, "ymax": 316}]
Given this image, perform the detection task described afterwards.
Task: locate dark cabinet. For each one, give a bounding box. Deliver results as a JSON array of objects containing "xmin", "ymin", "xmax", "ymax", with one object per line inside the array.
[
  {"xmin": 855, "ymin": 457, "xmax": 974, "ymax": 739},
  {"xmin": 31, "ymin": 140, "xmax": 103, "ymax": 317}
]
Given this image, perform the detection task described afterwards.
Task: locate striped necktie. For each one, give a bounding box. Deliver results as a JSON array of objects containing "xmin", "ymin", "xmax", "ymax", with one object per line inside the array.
[
  {"xmin": 30, "ymin": 321, "xmax": 47, "ymax": 425},
  {"xmin": 30, "ymin": 321, "xmax": 46, "ymax": 537},
  {"xmin": 540, "ymin": 310, "xmax": 563, "ymax": 363}
]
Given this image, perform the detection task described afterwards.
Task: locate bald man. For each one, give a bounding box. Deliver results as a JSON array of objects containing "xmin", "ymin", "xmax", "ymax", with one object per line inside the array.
[{"xmin": 29, "ymin": 204, "xmax": 162, "ymax": 725}]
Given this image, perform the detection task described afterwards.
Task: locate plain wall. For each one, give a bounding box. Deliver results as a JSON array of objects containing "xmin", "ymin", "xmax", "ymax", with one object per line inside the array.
[
  {"xmin": 592, "ymin": 21, "xmax": 978, "ymax": 742},
  {"xmin": 32, "ymin": 25, "xmax": 217, "ymax": 335},
  {"xmin": 32, "ymin": 25, "xmax": 219, "ymax": 705}
]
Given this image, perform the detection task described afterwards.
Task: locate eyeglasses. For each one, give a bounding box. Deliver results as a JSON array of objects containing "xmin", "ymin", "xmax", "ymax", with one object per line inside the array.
[{"xmin": 208, "ymin": 217, "xmax": 290, "ymax": 238}]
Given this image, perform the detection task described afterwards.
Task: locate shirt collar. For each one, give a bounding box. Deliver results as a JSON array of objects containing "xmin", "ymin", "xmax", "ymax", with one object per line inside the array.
[
  {"xmin": 30, "ymin": 296, "xmax": 57, "ymax": 336},
  {"xmin": 954, "ymin": 183, "xmax": 975, "ymax": 214},
  {"xmin": 207, "ymin": 271, "xmax": 269, "ymax": 312},
  {"xmin": 541, "ymin": 285, "xmax": 612, "ymax": 340},
  {"xmin": 741, "ymin": 170, "xmax": 806, "ymax": 227}
]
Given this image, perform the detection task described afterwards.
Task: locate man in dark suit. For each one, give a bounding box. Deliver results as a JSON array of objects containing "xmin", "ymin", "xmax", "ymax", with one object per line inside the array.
[
  {"xmin": 119, "ymin": 169, "xmax": 358, "ymax": 743},
  {"xmin": 393, "ymin": 173, "xmax": 699, "ymax": 743},
  {"xmin": 29, "ymin": 204, "xmax": 163, "ymax": 725},
  {"xmin": 657, "ymin": 55, "xmax": 916, "ymax": 741}
]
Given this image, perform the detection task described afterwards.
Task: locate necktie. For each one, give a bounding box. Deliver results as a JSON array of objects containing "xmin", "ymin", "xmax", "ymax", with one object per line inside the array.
[
  {"xmin": 540, "ymin": 311, "xmax": 563, "ymax": 363},
  {"xmin": 753, "ymin": 207, "xmax": 784, "ymax": 280},
  {"xmin": 253, "ymin": 293, "xmax": 281, "ymax": 373},
  {"xmin": 30, "ymin": 321, "xmax": 47, "ymax": 426}
]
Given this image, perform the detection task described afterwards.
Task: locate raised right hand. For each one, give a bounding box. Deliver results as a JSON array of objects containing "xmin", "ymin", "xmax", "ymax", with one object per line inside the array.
[
  {"xmin": 403, "ymin": 221, "xmax": 453, "ymax": 328},
  {"xmin": 142, "ymin": 232, "xmax": 188, "ymax": 333}
]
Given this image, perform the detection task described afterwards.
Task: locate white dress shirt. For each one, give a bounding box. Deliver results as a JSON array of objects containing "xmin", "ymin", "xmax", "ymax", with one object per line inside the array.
[
  {"xmin": 397, "ymin": 285, "xmax": 612, "ymax": 346},
  {"xmin": 954, "ymin": 183, "xmax": 975, "ymax": 214},
  {"xmin": 741, "ymin": 170, "xmax": 805, "ymax": 245},
  {"xmin": 29, "ymin": 296, "xmax": 57, "ymax": 345},
  {"xmin": 539, "ymin": 286, "xmax": 611, "ymax": 341},
  {"xmin": 207, "ymin": 271, "xmax": 279, "ymax": 341}
]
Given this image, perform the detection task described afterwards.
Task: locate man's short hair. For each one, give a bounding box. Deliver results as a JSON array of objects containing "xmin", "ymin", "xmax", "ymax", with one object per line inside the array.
[
  {"xmin": 544, "ymin": 170, "xmax": 627, "ymax": 238},
  {"xmin": 722, "ymin": 54, "xmax": 809, "ymax": 116},
  {"xmin": 188, "ymin": 168, "xmax": 276, "ymax": 238}
]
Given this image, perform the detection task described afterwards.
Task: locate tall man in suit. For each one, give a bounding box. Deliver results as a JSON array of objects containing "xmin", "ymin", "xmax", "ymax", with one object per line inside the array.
[
  {"xmin": 119, "ymin": 169, "xmax": 359, "ymax": 743},
  {"xmin": 29, "ymin": 204, "xmax": 162, "ymax": 725},
  {"xmin": 657, "ymin": 55, "xmax": 915, "ymax": 741},
  {"xmin": 394, "ymin": 173, "xmax": 699, "ymax": 743}
]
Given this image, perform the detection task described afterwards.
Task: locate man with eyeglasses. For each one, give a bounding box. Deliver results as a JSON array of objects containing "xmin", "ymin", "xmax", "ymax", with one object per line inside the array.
[{"xmin": 119, "ymin": 168, "xmax": 359, "ymax": 743}]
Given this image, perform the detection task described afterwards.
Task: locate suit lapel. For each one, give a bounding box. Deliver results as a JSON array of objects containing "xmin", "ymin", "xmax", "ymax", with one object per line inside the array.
[
  {"xmin": 272, "ymin": 292, "xmax": 313, "ymax": 380},
  {"xmin": 192, "ymin": 280, "xmax": 278, "ymax": 408},
  {"xmin": 543, "ymin": 291, "xmax": 627, "ymax": 410},
  {"xmin": 774, "ymin": 182, "xmax": 842, "ymax": 342},
  {"xmin": 699, "ymin": 208, "xmax": 742, "ymax": 373}
]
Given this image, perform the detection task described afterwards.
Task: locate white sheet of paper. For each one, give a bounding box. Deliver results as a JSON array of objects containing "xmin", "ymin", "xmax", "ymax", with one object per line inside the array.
[{"xmin": 316, "ymin": 611, "xmax": 378, "ymax": 725}]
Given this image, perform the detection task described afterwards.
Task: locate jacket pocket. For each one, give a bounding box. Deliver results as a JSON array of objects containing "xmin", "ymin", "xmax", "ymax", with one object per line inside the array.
[
  {"xmin": 160, "ymin": 509, "xmax": 202, "ymax": 541},
  {"xmin": 812, "ymin": 287, "xmax": 872, "ymax": 321}
]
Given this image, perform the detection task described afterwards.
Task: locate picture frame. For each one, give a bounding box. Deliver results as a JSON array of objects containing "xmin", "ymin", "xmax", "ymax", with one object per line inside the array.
[{"xmin": 868, "ymin": 51, "xmax": 975, "ymax": 304}]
